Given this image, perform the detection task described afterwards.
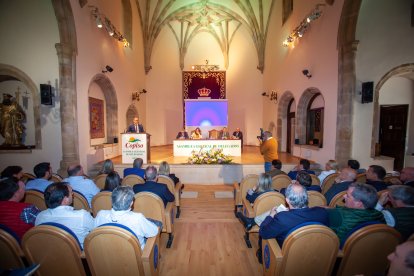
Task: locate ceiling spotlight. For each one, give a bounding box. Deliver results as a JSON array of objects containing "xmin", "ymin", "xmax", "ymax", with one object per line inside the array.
[
  {"xmin": 262, "ymin": 92, "xmax": 268, "ymax": 97},
  {"xmin": 95, "ymin": 16, "xmax": 102, "ymax": 28},
  {"xmin": 302, "ymin": 69, "xmax": 312, "ymax": 78},
  {"xmin": 102, "ymin": 65, "xmax": 113, "ymax": 73}
]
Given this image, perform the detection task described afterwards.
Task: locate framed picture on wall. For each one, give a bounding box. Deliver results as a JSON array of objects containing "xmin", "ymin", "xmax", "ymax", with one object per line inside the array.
[{"xmin": 89, "ymin": 97, "xmax": 105, "ymax": 139}]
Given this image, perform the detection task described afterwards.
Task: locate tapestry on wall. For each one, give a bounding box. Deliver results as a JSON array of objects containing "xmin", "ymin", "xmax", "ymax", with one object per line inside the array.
[
  {"xmin": 182, "ymin": 71, "xmax": 226, "ymax": 99},
  {"xmin": 89, "ymin": 97, "xmax": 105, "ymax": 139}
]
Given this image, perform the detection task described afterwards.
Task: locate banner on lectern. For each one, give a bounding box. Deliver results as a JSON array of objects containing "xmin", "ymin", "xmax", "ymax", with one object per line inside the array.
[{"xmin": 121, "ymin": 133, "xmax": 148, "ymax": 164}]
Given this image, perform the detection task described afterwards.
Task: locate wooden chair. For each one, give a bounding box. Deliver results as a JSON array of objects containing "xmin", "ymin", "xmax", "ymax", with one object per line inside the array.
[
  {"xmin": 122, "ymin": 174, "xmax": 145, "ymax": 187},
  {"xmin": 208, "ymin": 129, "xmax": 219, "ymax": 139},
  {"xmin": 262, "ymin": 224, "xmax": 339, "ymax": 276},
  {"xmin": 328, "ymin": 190, "xmax": 347, "ymax": 207},
  {"xmin": 310, "ymin": 174, "xmax": 321, "ymax": 186},
  {"xmin": 93, "ymin": 174, "xmax": 108, "ymax": 190},
  {"xmin": 271, "ymin": 174, "xmax": 292, "ymax": 192},
  {"xmin": 321, "ymin": 173, "xmax": 339, "ymax": 194},
  {"xmin": 0, "ymin": 225, "xmax": 25, "ymax": 270},
  {"xmin": 336, "ymin": 224, "xmax": 401, "ymax": 276},
  {"xmin": 22, "ymin": 223, "xmax": 86, "ymax": 276},
  {"xmin": 308, "ymin": 191, "xmax": 327, "ymax": 207},
  {"xmin": 21, "ymin": 172, "xmax": 35, "ymax": 184},
  {"xmin": 133, "ymin": 192, "xmax": 175, "ymax": 248},
  {"xmin": 242, "ymin": 191, "xmax": 286, "ymax": 248},
  {"xmin": 73, "ymin": 190, "xmax": 91, "ymax": 212},
  {"xmin": 91, "ymin": 191, "xmax": 112, "ymax": 217},
  {"xmin": 356, "ymin": 173, "xmax": 366, "ymax": 183},
  {"xmin": 50, "ymin": 173, "xmax": 63, "ymax": 183},
  {"xmin": 384, "ymin": 175, "xmax": 401, "ymax": 185},
  {"xmin": 233, "ymin": 174, "xmax": 259, "ymax": 215},
  {"xmin": 157, "ymin": 175, "xmax": 182, "ymax": 218},
  {"xmin": 24, "ymin": 189, "xmax": 47, "ymax": 211},
  {"xmin": 84, "ymin": 223, "xmax": 160, "ymax": 276}
]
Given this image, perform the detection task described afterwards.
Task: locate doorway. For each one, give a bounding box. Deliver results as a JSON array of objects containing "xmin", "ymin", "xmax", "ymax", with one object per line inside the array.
[{"xmin": 286, "ymin": 99, "xmax": 295, "ymax": 153}]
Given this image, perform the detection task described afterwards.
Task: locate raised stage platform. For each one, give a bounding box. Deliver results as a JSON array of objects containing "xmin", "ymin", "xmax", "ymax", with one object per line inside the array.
[{"xmin": 109, "ymin": 145, "xmax": 299, "ymax": 185}]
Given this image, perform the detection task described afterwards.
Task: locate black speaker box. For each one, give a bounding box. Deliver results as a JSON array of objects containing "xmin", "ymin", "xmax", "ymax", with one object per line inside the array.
[
  {"xmin": 361, "ymin": 82, "xmax": 373, "ymax": 104},
  {"xmin": 40, "ymin": 84, "xmax": 52, "ymax": 105}
]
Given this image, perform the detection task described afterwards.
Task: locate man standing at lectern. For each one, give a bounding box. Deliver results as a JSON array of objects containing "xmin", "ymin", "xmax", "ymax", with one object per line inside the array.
[{"xmin": 127, "ymin": 117, "xmax": 145, "ymax": 133}]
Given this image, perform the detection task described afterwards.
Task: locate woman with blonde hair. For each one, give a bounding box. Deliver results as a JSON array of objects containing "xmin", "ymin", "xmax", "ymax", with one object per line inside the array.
[
  {"xmin": 158, "ymin": 161, "xmax": 180, "ymax": 186},
  {"xmin": 191, "ymin": 127, "xmax": 202, "ymax": 139},
  {"xmin": 98, "ymin": 159, "xmax": 114, "ymax": 175},
  {"xmin": 246, "ymin": 173, "xmax": 273, "ymax": 204}
]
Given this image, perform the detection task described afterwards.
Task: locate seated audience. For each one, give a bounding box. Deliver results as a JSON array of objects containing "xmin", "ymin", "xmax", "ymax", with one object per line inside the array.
[
  {"xmin": 191, "ymin": 127, "xmax": 202, "ymax": 139},
  {"xmin": 0, "ymin": 178, "xmax": 40, "ymax": 239},
  {"xmin": 328, "ymin": 183, "xmax": 385, "ymax": 244},
  {"xmin": 324, "ymin": 167, "xmax": 356, "ymax": 204},
  {"xmin": 318, "ymin": 160, "xmax": 338, "ymax": 184},
  {"xmin": 400, "ymin": 167, "xmax": 414, "ymax": 188},
  {"xmin": 124, "ymin": 158, "xmax": 145, "ymax": 179},
  {"xmin": 63, "ymin": 164, "xmax": 100, "ymax": 207},
  {"xmin": 133, "ymin": 166, "xmax": 175, "ymax": 207},
  {"xmin": 176, "ymin": 129, "xmax": 189, "ymax": 139},
  {"xmin": 98, "ymin": 159, "xmax": 114, "ymax": 175},
  {"xmin": 245, "ymin": 173, "xmax": 274, "ymax": 204},
  {"xmin": 366, "ymin": 165, "xmax": 389, "ymax": 191},
  {"xmin": 376, "ymin": 185, "xmax": 414, "ymax": 241},
  {"xmin": 287, "ymin": 159, "xmax": 315, "ymax": 180},
  {"xmin": 267, "ymin": 159, "xmax": 286, "ymax": 178},
  {"xmin": 35, "ymin": 182, "xmax": 94, "ymax": 247},
  {"xmin": 95, "ymin": 186, "xmax": 159, "ymax": 250},
  {"xmin": 220, "ymin": 127, "xmax": 230, "ymax": 139},
  {"xmin": 158, "ymin": 161, "xmax": 180, "ymax": 186},
  {"xmin": 387, "ymin": 240, "xmax": 414, "ymax": 276},
  {"xmin": 348, "ymin": 159, "xmax": 366, "ymax": 174},
  {"xmin": 25, "ymin": 162, "xmax": 53, "ymax": 192},
  {"xmin": 280, "ymin": 171, "xmax": 321, "ymax": 195},
  {"xmin": 102, "ymin": 171, "xmax": 121, "ymax": 192},
  {"xmin": 1, "ymin": 166, "xmax": 23, "ymax": 180}
]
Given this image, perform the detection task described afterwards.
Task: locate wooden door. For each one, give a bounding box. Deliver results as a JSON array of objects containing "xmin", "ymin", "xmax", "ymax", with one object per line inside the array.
[{"xmin": 379, "ymin": 105, "xmax": 408, "ymax": 170}]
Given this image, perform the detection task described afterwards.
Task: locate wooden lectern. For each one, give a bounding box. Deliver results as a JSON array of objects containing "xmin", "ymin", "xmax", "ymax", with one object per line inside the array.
[{"xmin": 121, "ymin": 133, "xmax": 151, "ymax": 164}]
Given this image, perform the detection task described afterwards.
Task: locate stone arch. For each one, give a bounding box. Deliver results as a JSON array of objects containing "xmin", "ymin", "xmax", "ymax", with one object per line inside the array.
[
  {"xmin": 296, "ymin": 88, "xmax": 322, "ymax": 145},
  {"xmin": 0, "ymin": 63, "xmax": 42, "ymax": 148},
  {"xmin": 126, "ymin": 104, "xmax": 139, "ymax": 130},
  {"xmin": 277, "ymin": 91, "xmax": 294, "ymax": 151},
  {"xmin": 89, "ymin": 74, "xmax": 119, "ymax": 142},
  {"xmin": 370, "ymin": 63, "xmax": 414, "ymax": 157},
  {"xmin": 121, "ymin": 0, "xmax": 133, "ymax": 47}
]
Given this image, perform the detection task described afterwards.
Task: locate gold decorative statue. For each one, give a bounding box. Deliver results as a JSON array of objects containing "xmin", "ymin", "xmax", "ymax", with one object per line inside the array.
[{"xmin": 0, "ymin": 92, "xmax": 26, "ymax": 146}]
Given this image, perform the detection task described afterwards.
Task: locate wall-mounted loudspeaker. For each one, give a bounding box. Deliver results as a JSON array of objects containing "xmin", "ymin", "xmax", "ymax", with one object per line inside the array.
[
  {"xmin": 40, "ymin": 84, "xmax": 52, "ymax": 105},
  {"xmin": 361, "ymin": 81, "xmax": 373, "ymax": 104}
]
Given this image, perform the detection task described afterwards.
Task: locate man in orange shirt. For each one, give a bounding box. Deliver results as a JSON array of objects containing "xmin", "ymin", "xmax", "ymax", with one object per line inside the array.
[{"xmin": 259, "ymin": 131, "xmax": 278, "ymax": 172}]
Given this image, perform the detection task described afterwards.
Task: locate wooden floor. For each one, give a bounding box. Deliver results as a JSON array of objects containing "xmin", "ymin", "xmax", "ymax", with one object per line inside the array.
[{"xmin": 157, "ymin": 184, "xmax": 262, "ymax": 275}]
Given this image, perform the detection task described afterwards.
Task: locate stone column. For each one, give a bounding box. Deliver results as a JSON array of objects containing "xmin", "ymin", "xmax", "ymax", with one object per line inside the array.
[
  {"xmin": 335, "ymin": 41, "xmax": 359, "ymax": 167},
  {"xmin": 56, "ymin": 43, "xmax": 79, "ymax": 176}
]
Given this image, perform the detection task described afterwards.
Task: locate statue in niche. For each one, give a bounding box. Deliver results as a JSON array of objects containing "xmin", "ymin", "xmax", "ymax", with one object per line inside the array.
[{"xmin": 0, "ymin": 90, "xmax": 26, "ymax": 146}]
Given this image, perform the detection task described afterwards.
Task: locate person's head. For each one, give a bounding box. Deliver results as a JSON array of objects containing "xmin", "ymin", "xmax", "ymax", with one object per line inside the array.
[
  {"xmin": 299, "ymin": 159, "xmax": 311, "ymax": 170},
  {"xmin": 400, "ymin": 167, "xmax": 414, "ymax": 183},
  {"xmin": 33, "ymin": 162, "xmax": 51, "ymax": 179},
  {"xmin": 285, "ymin": 183, "xmax": 308, "ymax": 209},
  {"xmin": 133, "ymin": 117, "xmax": 139, "ymax": 125},
  {"xmin": 0, "ymin": 178, "xmax": 25, "ymax": 202},
  {"xmin": 366, "ymin": 165, "xmax": 386, "ymax": 181},
  {"xmin": 256, "ymin": 173, "xmax": 272, "ymax": 193},
  {"xmin": 263, "ymin": 131, "xmax": 272, "ymax": 140},
  {"xmin": 158, "ymin": 161, "xmax": 170, "ymax": 176},
  {"xmin": 347, "ymin": 159, "xmax": 360, "ymax": 170},
  {"xmin": 344, "ymin": 182, "xmax": 378, "ymax": 209},
  {"xmin": 112, "ymin": 186, "xmax": 134, "ymax": 211},
  {"xmin": 387, "ymin": 185, "xmax": 414, "ymax": 207},
  {"xmin": 100, "ymin": 159, "xmax": 114, "ymax": 174},
  {"xmin": 1, "ymin": 166, "xmax": 23, "ymax": 180},
  {"xmin": 325, "ymin": 160, "xmax": 338, "ymax": 171},
  {"xmin": 271, "ymin": 159, "xmax": 282, "ymax": 170},
  {"xmin": 195, "ymin": 127, "xmax": 201, "ymax": 134},
  {"xmin": 145, "ymin": 166, "xmax": 158, "ymax": 181},
  {"xmin": 387, "ymin": 241, "xmax": 414, "ymax": 276},
  {"xmin": 338, "ymin": 167, "xmax": 357, "ymax": 182},
  {"xmin": 296, "ymin": 171, "xmax": 312, "ymax": 187},
  {"xmin": 67, "ymin": 164, "xmax": 83, "ymax": 177},
  {"xmin": 223, "ymin": 127, "xmax": 227, "ymax": 131},
  {"xmin": 133, "ymin": 158, "xmax": 143, "ymax": 169},
  {"xmin": 44, "ymin": 182, "xmax": 72, "ymax": 208},
  {"xmin": 104, "ymin": 171, "xmax": 121, "ymax": 192},
  {"xmin": 235, "ymin": 128, "xmax": 240, "ymax": 132}
]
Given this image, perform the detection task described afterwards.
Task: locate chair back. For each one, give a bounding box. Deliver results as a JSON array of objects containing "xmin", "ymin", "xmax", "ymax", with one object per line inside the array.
[
  {"xmin": 263, "ymin": 224, "xmax": 339, "ymax": 276},
  {"xmin": 321, "ymin": 173, "xmax": 339, "ymax": 194},
  {"xmin": 308, "ymin": 191, "xmax": 327, "ymax": 207},
  {"xmin": 93, "ymin": 174, "xmax": 108, "ymax": 190},
  {"xmin": 133, "ymin": 192, "xmax": 165, "ymax": 228},
  {"xmin": 24, "ymin": 189, "xmax": 47, "ymax": 211},
  {"xmin": 355, "ymin": 173, "xmax": 366, "ymax": 183},
  {"xmin": 50, "ymin": 173, "xmax": 63, "ymax": 183},
  {"xmin": 240, "ymin": 174, "xmax": 259, "ymax": 200},
  {"xmin": 73, "ymin": 190, "xmax": 90, "ymax": 211},
  {"xmin": 328, "ymin": 190, "xmax": 347, "ymax": 207},
  {"xmin": 310, "ymin": 174, "xmax": 321, "ymax": 186},
  {"xmin": 91, "ymin": 191, "xmax": 112, "ymax": 217},
  {"xmin": 84, "ymin": 223, "xmax": 160, "ymax": 276},
  {"xmin": 337, "ymin": 224, "xmax": 401, "ymax": 276},
  {"xmin": 208, "ymin": 129, "xmax": 219, "ymax": 139},
  {"xmin": 157, "ymin": 175, "xmax": 175, "ymax": 195},
  {"xmin": 254, "ymin": 192, "xmax": 285, "ymax": 215},
  {"xmin": 383, "ymin": 175, "xmax": 401, "ymax": 185},
  {"xmin": 22, "ymin": 223, "xmax": 86, "ymax": 276},
  {"xmin": 122, "ymin": 174, "xmax": 145, "ymax": 187},
  {"xmin": 0, "ymin": 225, "xmax": 24, "ymax": 270},
  {"xmin": 21, "ymin": 173, "xmax": 35, "ymax": 184},
  {"xmin": 271, "ymin": 175, "xmax": 292, "ymax": 191}
]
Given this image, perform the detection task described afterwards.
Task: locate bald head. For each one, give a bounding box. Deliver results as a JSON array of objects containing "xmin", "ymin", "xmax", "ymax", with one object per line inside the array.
[
  {"xmin": 401, "ymin": 167, "xmax": 414, "ymax": 184},
  {"xmin": 67, "ymin": 164, "xmax": 83, "ymax": 176},
  {"xmin": 339, "ymin": 168, "xmax": 357, "ymax": 182}
]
